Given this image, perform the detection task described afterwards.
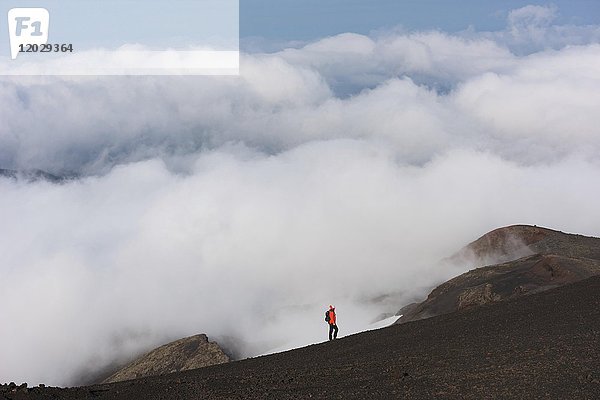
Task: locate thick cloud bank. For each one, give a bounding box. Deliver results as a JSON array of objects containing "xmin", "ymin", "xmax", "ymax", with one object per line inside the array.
[{"xmin": 1, "ymin": 5, "xmax": 600, "ymax": 386}]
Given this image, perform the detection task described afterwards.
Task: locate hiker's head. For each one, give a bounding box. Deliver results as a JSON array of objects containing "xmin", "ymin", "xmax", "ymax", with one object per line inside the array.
[{"xmin": 329, "ymin": 305, "xmax": 334, "ymax": 310}]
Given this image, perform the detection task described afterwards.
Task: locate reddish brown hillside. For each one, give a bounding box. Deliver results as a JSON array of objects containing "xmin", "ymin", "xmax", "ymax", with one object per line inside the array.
[
  {"xmin": 397, "ymin": 225, "xmax": 600, "ymax": 324},
  {"xmin": 450, "ymin": 225, "xmax": 556, "ymax": 266}
]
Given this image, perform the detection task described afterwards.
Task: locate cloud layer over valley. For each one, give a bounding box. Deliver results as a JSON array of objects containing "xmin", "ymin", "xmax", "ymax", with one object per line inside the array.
[{"xmin": 1, "ymin": 5, "xmax": 600, "ymax": 386}]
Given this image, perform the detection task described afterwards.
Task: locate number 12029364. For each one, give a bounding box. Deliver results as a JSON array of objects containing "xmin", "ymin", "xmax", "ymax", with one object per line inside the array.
[{"xmin": 19, "ymin": 43, "xmax": 74, "ymax": 53}]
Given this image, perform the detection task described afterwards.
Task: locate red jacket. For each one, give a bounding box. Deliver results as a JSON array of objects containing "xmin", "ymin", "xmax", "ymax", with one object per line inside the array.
[{"xmin": 328, "ymin": 309, "xmax": 336, "ymax": 325}]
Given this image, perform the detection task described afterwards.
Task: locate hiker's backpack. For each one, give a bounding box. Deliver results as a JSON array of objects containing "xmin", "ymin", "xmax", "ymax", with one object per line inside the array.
[{"xmin": 325, "ymin": 310, "xmax": 330, "ymax": 322}]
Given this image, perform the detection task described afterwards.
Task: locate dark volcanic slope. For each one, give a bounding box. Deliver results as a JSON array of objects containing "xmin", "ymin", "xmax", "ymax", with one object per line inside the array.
[
  {"xmin": 6, "ymin": 276, "xmax": 600, "ymax": 399},
  {"xmin": 397, "ymin": 225, "xmax": 600, "ymax": 324}
]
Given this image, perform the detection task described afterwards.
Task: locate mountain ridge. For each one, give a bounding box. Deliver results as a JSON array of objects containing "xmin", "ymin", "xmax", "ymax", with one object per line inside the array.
[
  {"xmin": 396, "ymin": 224, "xmax": 600, "ymax": 324},
  {"xmin": 0, "ymin": 168, "xmax": 70, "ymax": 183}
]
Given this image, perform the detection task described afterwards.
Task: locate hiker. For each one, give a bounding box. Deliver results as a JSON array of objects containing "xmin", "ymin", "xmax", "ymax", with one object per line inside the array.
[{"xmin": 325, "ymin": 305, "xmax": 339, "ymax": 340}]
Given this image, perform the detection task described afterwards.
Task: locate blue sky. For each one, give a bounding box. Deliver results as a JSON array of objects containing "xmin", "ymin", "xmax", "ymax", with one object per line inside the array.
[
  {"xmin": 2, "ymin": 0, "xmax": 600, "ymax": 56},
  {"xmin": 241, "ymin": 0, "xmax": 600, "ymax": 40}
]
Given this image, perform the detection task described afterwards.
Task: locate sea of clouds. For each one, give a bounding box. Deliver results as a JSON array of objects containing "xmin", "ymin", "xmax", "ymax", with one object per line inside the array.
[{"xmin": 1, "ymin": 5, "xmax": 600, "ymax": 386}]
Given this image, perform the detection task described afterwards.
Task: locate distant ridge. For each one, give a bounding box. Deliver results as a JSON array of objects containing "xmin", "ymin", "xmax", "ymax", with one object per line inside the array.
[{"xmin": 0, "ymin": 168, "xmax": 68, "ymax": 183}]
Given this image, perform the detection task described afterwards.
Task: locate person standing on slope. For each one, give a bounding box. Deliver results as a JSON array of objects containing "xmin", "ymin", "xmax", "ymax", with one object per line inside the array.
[{"xmin": 325, "ymin": 305, "xmax": 339, "ymax": 341}]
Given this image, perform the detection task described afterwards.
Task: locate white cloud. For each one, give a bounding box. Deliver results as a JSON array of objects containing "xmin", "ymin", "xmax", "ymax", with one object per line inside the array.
[
  {"xmin": 3, "ymin": 147, "xmax": 600, "ymax": 386},
  {"xmin": 508, "ymin": 5, "xmax": 558, "ymax": 31},
  {"xmin": 484, "ymin": 5, "xmax": 600, "ymax": 54}
]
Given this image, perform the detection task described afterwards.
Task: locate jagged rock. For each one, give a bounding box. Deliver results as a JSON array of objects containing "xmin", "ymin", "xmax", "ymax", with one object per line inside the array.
[
  {"xmin": 457, "ymin": 283, "xmax": 501, "ymax": 310},
  {"xmin": 102, "ymin": 334, "xmax": 229, "ymax": 383}
]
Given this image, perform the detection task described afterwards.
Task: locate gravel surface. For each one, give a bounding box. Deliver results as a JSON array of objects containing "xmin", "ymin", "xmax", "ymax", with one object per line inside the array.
[{"xmin": 3, "ymin": 276, "xmax": 600, "ymax": 399}]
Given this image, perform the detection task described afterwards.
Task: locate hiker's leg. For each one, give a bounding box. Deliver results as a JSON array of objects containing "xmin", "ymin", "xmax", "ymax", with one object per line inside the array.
[
  {"xmin": 329, "ymin": 324, "xmax": 334, "ymax": 341},
  {"xmin": 333, "ymin": 324, "xmax": 338, "ymax": 339}
]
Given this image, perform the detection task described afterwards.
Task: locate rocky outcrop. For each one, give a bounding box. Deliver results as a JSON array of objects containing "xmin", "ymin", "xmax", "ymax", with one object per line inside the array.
[
  {"xmin": 396, "ymin": 225, "xmax": 600, "ymax": 324},
  {"xmin": 457, "ymin": 283, "xmax": 501, "ymax": 310},
  {"xmin": 102, "ymin": 334, "xmax": 229, "ymax": 384}
]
